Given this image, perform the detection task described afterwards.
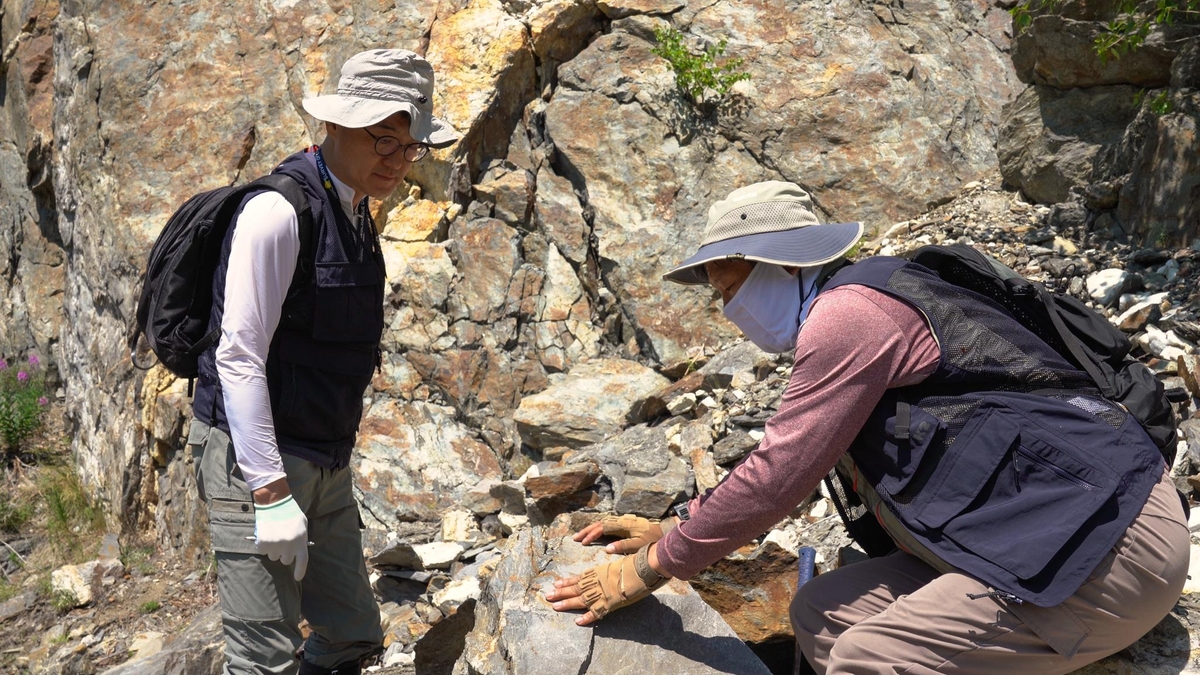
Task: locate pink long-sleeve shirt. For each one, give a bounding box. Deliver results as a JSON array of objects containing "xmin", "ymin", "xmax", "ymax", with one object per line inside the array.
[{"xmin": 656, "ymin": 285, "xmax": 942, "ymax": 580}]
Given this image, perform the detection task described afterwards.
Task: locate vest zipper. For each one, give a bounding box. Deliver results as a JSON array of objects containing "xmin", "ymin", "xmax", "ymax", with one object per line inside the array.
[
  {"xmin": 1011, "ymin": 445, "xmax": 1021, "ymax": 493},
  {"xmin": 966, "ymin": 589, "xmax": 1025, "ymax": 604},
  {"xmin": 1015, "ymin": 446, "xmax": 1096, "ymax": 491},
  {"xmin": 911, "ymin": 305, "xmax": 941, "ymax": 352}
]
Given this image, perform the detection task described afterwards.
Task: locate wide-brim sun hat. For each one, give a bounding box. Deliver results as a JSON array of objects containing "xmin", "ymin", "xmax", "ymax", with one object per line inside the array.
[
  {"xmin": 302, "ymin": 49, "xmax": 460, "ymax": 149},
  {"xmin": 664, "ymin": 181, "xmax": 863, "ymax": 285}
]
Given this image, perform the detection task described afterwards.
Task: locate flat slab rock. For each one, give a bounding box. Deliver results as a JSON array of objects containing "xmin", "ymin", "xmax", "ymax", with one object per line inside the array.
[
  {"xmin": 101, "ymin": 605, "xmax": 224, "ymax": 675},
  {"xmin": 453, "ymin": 518, "xmax": 770, "ymax": 675}
]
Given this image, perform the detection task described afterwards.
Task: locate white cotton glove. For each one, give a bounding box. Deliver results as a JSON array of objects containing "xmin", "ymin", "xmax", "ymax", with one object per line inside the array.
[{"xmin": 253, "ymin": 495, "xmax": 309, "ymax": 581}]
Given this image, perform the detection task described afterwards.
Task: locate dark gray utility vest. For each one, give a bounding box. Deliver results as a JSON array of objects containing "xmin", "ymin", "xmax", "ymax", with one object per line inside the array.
[
  {"xmin": 193, "ymin": 150, "xmax": 385, "ymax": 469},
  {"xmin": 823, "ymin": 256, "xmax": 1164, "ymax": 606}
]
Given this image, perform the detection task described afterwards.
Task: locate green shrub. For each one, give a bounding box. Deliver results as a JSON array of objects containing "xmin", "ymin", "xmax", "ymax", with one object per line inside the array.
[
  {"xmin": 139, "ymin": 600, "xmax": 161, "ymax": 614},
  {"xmin": 0, "ymin": 353, "xmax": 49, "ymax": 453},
  {"xmin": 1149, "ymin": 89, "xmax": 1173, "ymax": 115},
  {"xmin": 1012, "ymin": 0, "xmax": 1200, "ymax": 62},
  {"xmin": 651, "ymin": 27, "xmax": 751, "ymax": 106}
]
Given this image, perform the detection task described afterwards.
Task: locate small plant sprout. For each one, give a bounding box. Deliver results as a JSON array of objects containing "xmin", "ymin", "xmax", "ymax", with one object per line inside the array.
[{"xmin": 652, "ymin": 27, "xmax": 751, "ymax": 107}]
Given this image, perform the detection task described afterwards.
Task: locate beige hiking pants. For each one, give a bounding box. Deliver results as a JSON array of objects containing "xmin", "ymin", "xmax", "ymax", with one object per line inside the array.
[{"xmin": 792, "ymin": 468, "xmax": 1189, "ymax": 674}]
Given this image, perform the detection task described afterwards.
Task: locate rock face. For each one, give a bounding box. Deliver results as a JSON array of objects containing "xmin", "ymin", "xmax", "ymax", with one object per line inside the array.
[
  {"xmin": 514, "ymin": 358, "xmax": 669, "ymax": 449},
  {"xmin": 1000, "ymin": 2, "xmax": 1200, "ymax": 247},
  {"xmin": 0, "ymin": 0, "xmax": 65, "ymax": 363},
  {"xmin": 574, "ymin": 423, "xmax": 692, "ymax": 518},
  {"xmin": 546, "ymin": 1, "xmax": 1020, "ymax": 363},
  {"xmin": 452, "ymin": 518, "xmax": 772, "ymax": 675},
  {"xmin": 354, "ymin": 401, "xmax": 504, "ymax": 527}
]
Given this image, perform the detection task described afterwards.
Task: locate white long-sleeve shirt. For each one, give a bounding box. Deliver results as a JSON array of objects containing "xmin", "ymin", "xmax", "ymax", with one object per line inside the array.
[{"xmin": 215, "ymin": 152, "xmax": 359, "ymax": 490}]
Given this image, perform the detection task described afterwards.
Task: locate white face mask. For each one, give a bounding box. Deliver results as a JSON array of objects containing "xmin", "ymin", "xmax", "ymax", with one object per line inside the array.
[{"xmin": 722, "ymin": 263, "xmax": 823, "ymax": 353}]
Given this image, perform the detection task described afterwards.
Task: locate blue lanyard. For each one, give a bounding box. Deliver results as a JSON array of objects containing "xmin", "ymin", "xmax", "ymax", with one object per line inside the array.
[
  {"xmin": 311, "ymin": 146, "xmax": 376, "ymax": 256},
  {"xmin": 311, "ymin": 146, "xmax": 370, "ymax": 221}
]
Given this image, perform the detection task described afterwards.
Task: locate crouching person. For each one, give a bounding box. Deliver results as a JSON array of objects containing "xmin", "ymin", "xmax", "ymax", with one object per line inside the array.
[
  {"xmin": 189, "ymin": 50, "xmax": 458, "ymax": 674},
  {"xmin": 545, "ymin": 181, "xmax": 1188, "ymax": 674}
]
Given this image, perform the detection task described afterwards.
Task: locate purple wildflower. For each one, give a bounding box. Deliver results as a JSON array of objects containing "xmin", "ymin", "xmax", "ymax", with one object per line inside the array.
[
  {"xmin": 38, "ymin": 396, "xmax": 48, "ymax": 406},
  {"xmin": 0, "ymin": 359, "xmax": 6, "ymax": 370},
  {"xmin": 28, "ymin": 354, "xmax": 39, "ymax": 367},
  {"xmin": 17, "ymin": 371, "xmax": 27, "ymax": 382}
]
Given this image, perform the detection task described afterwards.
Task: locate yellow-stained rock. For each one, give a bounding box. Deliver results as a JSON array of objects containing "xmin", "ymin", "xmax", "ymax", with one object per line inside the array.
[
  {"xmin": 413, "ymin": 0, "xmax": 538, "ymax": 198},
  {"xmin": 527, "ymin": 0, "xmax": 603, "ymax": 61},
  {"xmin": 382, "ymin": 198, "xmax": 455, "ymax": 243}
]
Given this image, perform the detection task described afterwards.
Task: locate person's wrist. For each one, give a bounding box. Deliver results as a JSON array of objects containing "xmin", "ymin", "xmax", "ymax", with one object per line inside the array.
[
  {"xmin": 252, "ymin": 477, "xmax": 291, "ymax": 506},
  {"xmin": 647, "ymin": 542, "xmax": 672, "ymax": 579},
  {"xmin": 632, "ymin": 546, "xmax": 661, "ymax": 588}
]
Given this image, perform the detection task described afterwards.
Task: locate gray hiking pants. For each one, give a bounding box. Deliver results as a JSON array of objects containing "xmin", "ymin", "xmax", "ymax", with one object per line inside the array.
[
  {"xmin": 189, "ymin": 421, "xmax": 383, "ymax": 675},
  {"xmin": 792, "ymin": 467, "xmax": 1188, "ymax": 674}
]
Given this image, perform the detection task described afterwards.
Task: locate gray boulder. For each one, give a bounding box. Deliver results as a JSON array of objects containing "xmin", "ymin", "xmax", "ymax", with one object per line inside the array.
[
  {"xmin": 699, "ymin": 341, "xmax": 776, "ymax": 389},
  {"xmin": 998, "ymin": 84, "xmax": 1140, "ymax": 205},
  {"xmin": 574, "ymin": 423, "xmax": 693, "ymax": 518},
  {"xmin": 101, "ymin": 606, "xmax": 224, "ymax": 675},
  {"xmin": 1087, "ymin": 269, "xmax": 1134, "ymax": 307},
  {"xmin": 514, "ymin": 359, "xmax": 670, "ymax": 450},
  {"xmin": 452, "ymin": 519, "xmax": 771, "ymax": 675},
  {"xmin": 1011, "ymin": 13, "xmax": 1178, "ymax": 88}
]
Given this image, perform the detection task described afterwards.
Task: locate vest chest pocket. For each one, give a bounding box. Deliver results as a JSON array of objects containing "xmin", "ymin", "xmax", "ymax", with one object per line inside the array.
[
  {"xmin": 272, "ymin": 334, "xmax": 376, "ymax": 443},
  {"xmin": 312, "ymin": 261, "xmax": 384, "ymax": 343},
  {"xmin": 910, "ymin": 397, "xmax": 1120, "ymax": 580}
]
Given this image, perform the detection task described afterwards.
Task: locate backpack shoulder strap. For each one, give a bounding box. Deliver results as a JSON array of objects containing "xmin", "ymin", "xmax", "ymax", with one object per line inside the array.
[
  {"xmin": 1037, "ymin": 291, "xmax": 1119, "ymax": 398},
  {"xmin": 188, "ymin": 175, "xmax": 314, "ymax": 359}
]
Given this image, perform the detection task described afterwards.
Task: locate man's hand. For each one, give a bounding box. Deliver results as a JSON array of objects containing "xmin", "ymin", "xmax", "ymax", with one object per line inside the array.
[
  {"xmin": 253, "ymin": 494, "xmax": 309, "ymax": 581},
  {"xmin": 546, "ymin": 545, "xmax": 669, "ymax": 625},
  {"xmin": 574, "ymin": 514, "xmax": 677, "ymax": 555}
]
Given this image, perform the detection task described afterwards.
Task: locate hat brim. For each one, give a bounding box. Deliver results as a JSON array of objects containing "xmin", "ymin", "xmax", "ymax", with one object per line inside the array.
[
  {"xmin": 302, "ymin": 96, "xmax": 460, "ymax": 149},
  {"xmin": 664, "ymin": 221, "xmax": 864, "ymax": 285}
]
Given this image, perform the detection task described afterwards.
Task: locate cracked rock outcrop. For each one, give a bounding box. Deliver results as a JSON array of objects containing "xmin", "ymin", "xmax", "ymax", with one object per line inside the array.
[{"xmin": 452, "ymin": 516, "xmax": 772, "ymax": 675}]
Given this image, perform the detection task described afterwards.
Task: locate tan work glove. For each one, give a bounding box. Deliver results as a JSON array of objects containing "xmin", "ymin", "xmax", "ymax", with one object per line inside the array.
[
  {"xmin": 548, "ymin": 545, "xmax": 668, "ymax": 624},
  {"xmin": 574, "ymin": 514, "xmax": 679, "ymax": 554}
]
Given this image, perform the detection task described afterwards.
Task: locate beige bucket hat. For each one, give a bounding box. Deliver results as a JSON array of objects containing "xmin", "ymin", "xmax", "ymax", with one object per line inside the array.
[
  {"xmin": 664, "ymin": 181, "xmax": 863, "ymax": 285},
  {"xmin": 302, "ymin": 49, "xmax": 459, "ymax": 148}
]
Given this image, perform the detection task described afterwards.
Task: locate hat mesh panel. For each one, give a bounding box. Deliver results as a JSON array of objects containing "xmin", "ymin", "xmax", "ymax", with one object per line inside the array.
[{"xmin": 704, "ymin": 202, "xmax": 820, "ymax": 245}]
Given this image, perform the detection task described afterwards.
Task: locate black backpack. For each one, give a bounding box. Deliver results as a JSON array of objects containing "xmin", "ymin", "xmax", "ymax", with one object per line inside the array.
[
  {"xmin": 907, "ymin": 244, "xmax": 1180, "ymax": 464},
  {"xmin": 128, "ymin": 173, "xmax": 313, "ymax": 383}
]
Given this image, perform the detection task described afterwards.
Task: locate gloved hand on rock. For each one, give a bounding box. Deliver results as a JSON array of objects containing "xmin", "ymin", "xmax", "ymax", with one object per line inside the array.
[
  {"xmin": 546, "ymin": 545, "xmax": 669, "ymax": 626},
  {"xmin": 573, "ymin": 514, "xmax": 678, "ymax": 555}
]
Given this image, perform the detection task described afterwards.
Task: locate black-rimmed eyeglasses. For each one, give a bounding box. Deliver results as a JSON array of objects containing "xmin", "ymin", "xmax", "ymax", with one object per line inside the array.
[{"xmin": 363, "ymin": 127, "xmax": 430, "ymax": 162}]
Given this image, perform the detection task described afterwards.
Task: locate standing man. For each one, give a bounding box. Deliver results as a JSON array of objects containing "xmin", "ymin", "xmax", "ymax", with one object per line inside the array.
[
  {"xmin": 188, "ymin": 50, "xmax": 458, "ymax": 675},
  {"xmin": 547, "ymin": 181, "xmax": 1188, "ymax": 674}
]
